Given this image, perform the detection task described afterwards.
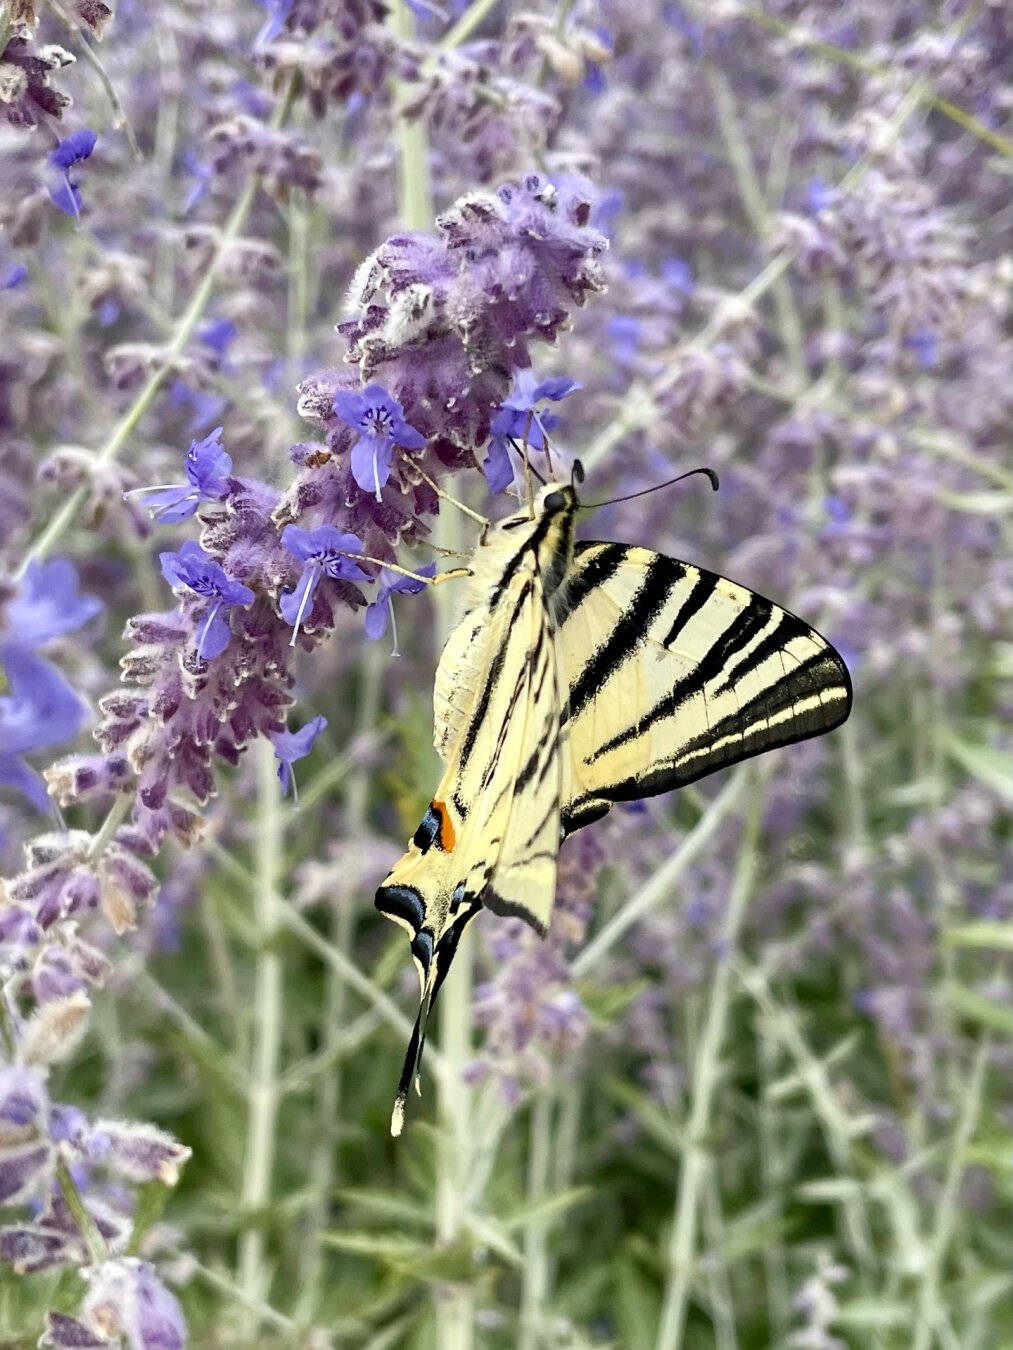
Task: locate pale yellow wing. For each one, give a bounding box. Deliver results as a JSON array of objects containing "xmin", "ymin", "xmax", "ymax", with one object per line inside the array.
[
  {"xmin": 436, "ymin": 558, "xmax": 564, "ymax": 935},
  {"xmin": 554, "ymin": 543, "xmax": 853, "ymax": 834}
]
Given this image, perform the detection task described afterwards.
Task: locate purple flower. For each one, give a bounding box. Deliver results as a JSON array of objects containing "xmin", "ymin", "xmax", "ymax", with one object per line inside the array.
[
  {"xmin": 2, "ymin": 262, "xmax": 27, "ymax": 289},
  {"xmin": 270, "ymin": 715, "xmax": 327, "ymax": 800},
  {"xmin": 332, "ymin": 384, "xmax": 427, "ymax": 501},
  {"xmin": 279, "ymin": 525, "xmax": 369, "ymax": 644},
  {"xmin": 364, "ymin": 564, "xmax": 436, "ymax": 653},
  {"xmin": 3, "ymin": 558, "xmax": 102, "ymax": 652},
  {"xmin": 159, "ymin": 540, "xmax": 254, "ymax": 661},
  {"xmin": 197, "ymin": 319, "xmax": 238, "ymax": 358},
  {"xmin": 905, "ymin": 329, "xmax": 939, "ymax": 368},
  {"xmin": 483, "ymin": 370, "xmax": 581, "ymax": 494},
  {"xmin": 126, "ymin": 428, "xmax": 232, "ymax": 523},
  {"xmin": 254, "ymin": 0, "xmax": 293, "ymax": 48},
  {"xmin": 0, "ymin": 649, "xmax": 88, "ymax": 811},
  {"xmin": 48, "ymin": 129, "xmax": 97, "ymax": 218},
  {"xmin": 77, "ymin": 1259, "xmax": 186, "ymax": 1350}
]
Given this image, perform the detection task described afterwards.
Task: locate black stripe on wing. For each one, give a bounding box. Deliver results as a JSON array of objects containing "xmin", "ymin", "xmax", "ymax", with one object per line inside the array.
[
  {"xmin": 563, "ymin": 644, "xmax": 851, "ymax": 834},
  {"xmin": 566, "ymin": 556, "xmax": 681, "ymax": 721}
]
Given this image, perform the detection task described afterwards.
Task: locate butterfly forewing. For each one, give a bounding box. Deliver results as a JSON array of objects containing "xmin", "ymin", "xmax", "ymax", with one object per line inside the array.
[{"xmin": 557, "ymin": 542, "xmax": 853, "ymax": 833}]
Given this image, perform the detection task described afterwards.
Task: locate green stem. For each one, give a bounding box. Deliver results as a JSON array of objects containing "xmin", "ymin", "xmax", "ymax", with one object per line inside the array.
[
  {"xmin": 55, "ymin": 1157, "xmax": 108, "ymax": 1266},
  {"xmin": 519, "ymin": 1093, "xmax": 554, "ymax": 1350},
  {"xmin": 704, "ymin": 64, "xmax": 807, "ymax": 386},
  {"xmin": 655, "ymin": 784, "xmax": 762, "ymax": 1350},
  {"xmin": 393, "ymin": 1, "xmax": 433, "ymax": 229},
  {"xmin": 236, "ymin": 739, "xmax": 285, "ymax": 1324},
  {"xmin": 572, "ymin": 767, "xmax": 748, "ymax": 978},
  {"xmin": 301, "ymin": 646, "xmax": 383, "ymax": 1315},
  {"xmin": 86, "ymin": 794, "xmax": 130, "ymax": 861},
  {"xmin": 911, "ymin": 1036, "xmax": 992, "ymax": 1350},
  {"xmin": 437, "ymin": 0, "xmax": 503, "ymax": 54},
  {"xmin": 17, "ymin": 75, "xmax": 298, "ymax": 578}
]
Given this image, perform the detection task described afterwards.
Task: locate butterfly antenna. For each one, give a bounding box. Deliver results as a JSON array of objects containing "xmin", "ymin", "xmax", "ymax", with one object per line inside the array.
[{"xmin": 581, "ymin": 466, "xmax": 719, "ymax": 510}]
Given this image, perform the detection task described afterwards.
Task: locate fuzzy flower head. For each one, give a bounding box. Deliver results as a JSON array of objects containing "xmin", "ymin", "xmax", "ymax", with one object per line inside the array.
[
  {"xmin": 159, "ymin": 540, "xmax": 254, "ymax": 661},
  {"xmin": 126, "ymin": 427, "xmax": 232, "ymax": 523},
  {"xmin": 270, "ymin": 714, "xmax": 327, "ymax": 802},
  {"xmin": 279, "ymin": 524, "xmax": 369, "ymax": 644},
  {"xmin": 332, "ymin": 384, "xmax": 427, "ymax": 501},
  {"xmin": 48, "ymin": 128, "xmax": 97, "ymax": 218},
  {"xmin": 483, "ymin": 370, "xmax": 581, "ymax": 494},
  {"xmin": 364, "ymin": 563, "xmax": 435, "ymax": 653}
]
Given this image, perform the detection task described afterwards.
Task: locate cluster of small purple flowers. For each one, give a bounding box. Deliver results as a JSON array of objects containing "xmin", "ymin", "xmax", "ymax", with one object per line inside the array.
[{"xmin": 2, "ymin": 3, "xmax": 607, "ymax": 1316}]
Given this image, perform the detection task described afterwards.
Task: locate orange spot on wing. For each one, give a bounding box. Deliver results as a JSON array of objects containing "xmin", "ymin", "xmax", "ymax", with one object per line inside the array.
[{"xmin": 432, "ymin": 799, "xmax": 456, "ymax": 851}]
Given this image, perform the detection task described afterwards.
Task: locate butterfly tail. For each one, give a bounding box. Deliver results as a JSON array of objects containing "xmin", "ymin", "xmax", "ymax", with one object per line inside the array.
[
  {"xmin": 391, "ymin": 996, "xmax": 430, "ymax": 1137},
  {"xmin": 389, "ymin": 900, "xmax": 482, "ymax": 1137}
]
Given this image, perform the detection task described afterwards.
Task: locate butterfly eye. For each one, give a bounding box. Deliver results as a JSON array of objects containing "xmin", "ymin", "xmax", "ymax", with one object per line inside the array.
[{"xmin": 544, "ymin": 491, "xmax": 565, "ymax": 512}]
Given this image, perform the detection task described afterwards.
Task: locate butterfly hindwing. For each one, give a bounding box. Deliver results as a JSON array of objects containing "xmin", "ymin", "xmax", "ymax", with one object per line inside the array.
[{"xmin": 556, "ymin": 542, "xmax": 853, "ymax": 833}]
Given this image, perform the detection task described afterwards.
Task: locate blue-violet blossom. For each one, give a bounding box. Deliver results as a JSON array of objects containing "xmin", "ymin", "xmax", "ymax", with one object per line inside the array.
[
  {"xmin": 270, "ymin": 715, "xmax": 327, "ymax": 801},
  {"xmin": 331, "ymin": 384, "xmax": 427, "ymax": 502},
  {"xmin": 48, "ymin": 128, "xmax": 97, "ymax": 218},
  {"xmin": 483, "ymin": 370, "xmax": 581, "ymax": 494},
  {"xmin": 126, "ymin": 428, "xmax": 232, "ymax": 523},
  {"xmin": 364, "ymin": 564, "xmax": 436, "ymax": 654},
  {"xmin": 0, "ymin": 558, "xmax": 101, "ymax": 810},
  {"xmin": 159, "ymin": 540, "xmax": 254, "ymax": 661},
  {"xmin": 279, "ymin": 525, "xmax": 369, "ymax": 644}
]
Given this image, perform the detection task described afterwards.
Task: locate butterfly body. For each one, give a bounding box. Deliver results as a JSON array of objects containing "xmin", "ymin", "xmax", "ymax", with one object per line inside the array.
[{"xmin": 377, "ymin": 481, "xmax": 852, "ymax": 1133}]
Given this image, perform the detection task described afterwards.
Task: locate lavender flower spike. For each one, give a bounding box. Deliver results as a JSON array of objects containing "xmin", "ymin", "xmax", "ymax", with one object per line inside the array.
[
  {"xmin": 332, "ymin": 384, "xmax": 427, "ymax": 501},
  {"xmin": 125, "ymin": 427, "xmax": 232, "ymax": 523},
  {"xmin": 279, "ymin": 524, "xmax": 369, "ymax": 645},
  {"xmin": 159, "ymin": 540, "xmax": 254, "ymax": 661}
]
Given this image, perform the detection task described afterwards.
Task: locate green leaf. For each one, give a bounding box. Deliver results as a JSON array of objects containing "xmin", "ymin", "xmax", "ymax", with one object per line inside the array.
[
  {"xmin": 603, "ymin": 1078, "xmax": 686, "ymax": 1157},
  {"xmin": 943, "ymin": 921, "xmax": 1013, "ymax": 952},
  {"xmin": 614, "ymin": 1254, "xmax": 660, "ymax": 1348},
  {"xmin": 126, "ymin": 1180, "xmax": 172, "ymax": 1257},
  {"xmin": 833, "ymin": 1299, "xmax": 912, "ymax": 1328},
  {"xmin": 319, "ymin": 1230, "xmax": 479, "ymax": 1283},
  {"xmin": 936, "ymin": 488, "xmax": 1013, "ymax": 515},
  {"xmin": 500, "ymin": 1185, "xmax": 592, "ymax": 1234},
  {"xmin": 942, "ymin": 731, "xmax": 1013, "ymax": 803},
  {"xmin": 578, "ymin": 977, "xmax": 652, "ymax": 1024},
  {"xmin": 335, "ymin": 1187, "xmax": 433, "ymax": 1230},
  {"xmin": 946, "ymin": 981, "xmax": 1013, "ymax": 1034},
  {"xmin": 796, "ymin": 1178, "xmax": 863, "ymax": 1203}
]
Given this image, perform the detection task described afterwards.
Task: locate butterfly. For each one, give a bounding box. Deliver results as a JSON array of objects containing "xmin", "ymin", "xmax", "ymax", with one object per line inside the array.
[{"xmin": 376, "ymin": 474, "xmax": 852, "ymax": 1133}]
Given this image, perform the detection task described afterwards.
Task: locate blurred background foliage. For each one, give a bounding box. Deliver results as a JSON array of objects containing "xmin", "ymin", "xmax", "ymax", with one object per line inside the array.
[{"xmin": 0, "ymin": 1, "xmax": 1010, "ymax": 1347}]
